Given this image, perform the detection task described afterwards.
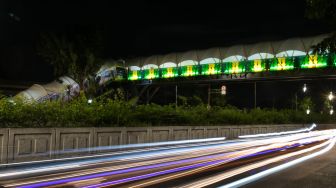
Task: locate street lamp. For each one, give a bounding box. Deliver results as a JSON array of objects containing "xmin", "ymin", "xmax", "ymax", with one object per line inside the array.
[
  {"xmin": 330, "ymin": 108, "xmax": 334, "ymax": 115},
  {"xmin": 296, "ymin": 84, "xmax": 307, "ymax": 111},
  {"xmin": 221, "ymin": 85, "xmax": 226, "ymax": 95},
  {"xmin": 328, "ymin": 92, "xmax": 334, "ymax": 101},
  {"xmin": 306, "ymin": 108, "xmax": 310, "ymax": 115},
  {"xmin": 87, "ymin": 98, "xmax": 93, "ymax": 104},
  {"xmin": 303, "ymin": 84, "xmax": 307, "ymax": 93}
]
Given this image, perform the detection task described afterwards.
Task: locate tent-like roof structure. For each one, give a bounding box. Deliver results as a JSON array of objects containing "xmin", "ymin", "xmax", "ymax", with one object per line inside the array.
[
  {"xmin": 125, "ymin": 34, "xmax": 330, "ymax": 68},
  {"xmin": 15, "ymin": 76, "xmax": 79, "ymax": 102}
]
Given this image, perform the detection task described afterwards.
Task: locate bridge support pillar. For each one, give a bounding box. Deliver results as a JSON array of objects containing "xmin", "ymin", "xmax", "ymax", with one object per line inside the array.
[
  {"xmin": 254, "ymin": 82, "xmax": 257, "ymax": 109},
  {"xmin": 208, "ymin": 84, "xmax": 211, "ymax": 109},
  {"xmin": 175, "ymin": 85, "xmax": 178, "ymax": 108}
]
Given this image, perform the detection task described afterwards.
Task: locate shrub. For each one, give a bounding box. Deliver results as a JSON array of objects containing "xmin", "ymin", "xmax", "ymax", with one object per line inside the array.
[{"xmin": 0, "ymin": 97, "xmax": 335, "ymax": 127}]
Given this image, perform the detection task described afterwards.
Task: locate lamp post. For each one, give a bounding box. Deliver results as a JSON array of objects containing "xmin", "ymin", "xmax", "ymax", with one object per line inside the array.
[
  {"xmin": 206, "ymin": 85, "xmax": 227, "ymax": 110},
  {"xmin": 254, "ymin": 82, "xmax": 257, "ymax": 109},
  {"xmin": 207, "ymin": 84, "xmax": 211, "ymax": 109},
  {"xmin": 175, "ymin": 85, "xmax": 178, "ymax": 109},
  {"xmin": 306, "ymin": 108, "xmax": 310, "ymax": 115},
  {"xmin": 303, "ymin": 84, "xmax": 307, "ymax": 93},
  {"xmin": 328, "ymin": 92, "xmax": 334, "ymax": 101},
  {"xmin": 328, "ymin": 91, "xmax": 334, "ymax": 115},
  {"xmin": 295, "ymin": 83, "xmax": 307, "ymax": 111}
]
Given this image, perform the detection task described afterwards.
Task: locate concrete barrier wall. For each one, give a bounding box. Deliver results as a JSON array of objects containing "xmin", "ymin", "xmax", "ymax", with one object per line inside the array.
[{"xmin": 0, "ymin": 124, "xmax": 315, "ymax": 164}]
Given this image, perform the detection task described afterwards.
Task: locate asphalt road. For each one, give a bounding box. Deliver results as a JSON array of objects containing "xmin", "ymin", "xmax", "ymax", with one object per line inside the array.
[
  {"xmin": 245, "ymin": 142, "xmax": 336, "ymax": 188},
  {"xmin": 0, "ymin": 129, "xmax": 335, "ymax": 188}
]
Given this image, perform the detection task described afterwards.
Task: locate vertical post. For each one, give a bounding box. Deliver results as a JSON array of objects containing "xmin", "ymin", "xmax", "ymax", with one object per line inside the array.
[
  {"xmin": 175, "ymin": 85, "xmax": 178, "ymax": 108},
  {"xmin": 295, "ymin": 93, "xmax": 298, "ymax": 111},
  {"xmin": 254, "ymin": 82, "xmax": 257, "ymax": 109},
  {"xmin": 146, "ymin": 87, "xmax": 149, "ymax": 105},
  {"xmin": 208, "ymin": 84, "xmax": 211, "ymax": 109}
]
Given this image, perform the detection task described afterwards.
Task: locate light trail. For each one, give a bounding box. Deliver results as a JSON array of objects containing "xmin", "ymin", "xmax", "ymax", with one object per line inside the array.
[
  {"xmin": 220, "ymin": 136, "xmax": 336, "ymax": 188},
  {"xmin": 2, "ymin": 131, "xmax": 321, "ymax": 184},
  {"xmin": 0, "ymin": 138, "xmax": 233, "ymax": 179},
  {"xmin": 3, "ymin": 137, "xmax": 285, "ymax": 187},
  {"xmin": 0, "ymin": 136, "xmax": 227, "ymax": 168},
  {"xmin": 239, "ymin": 123, "xmax": 317, "ymax": 139},
  {"xmin": 0, "ymin": 127, "xmax": 334, "ymax": 188},
  {"xmin": 17, "ymin": 131, "xmax": 332, "ymax": 187},
  {"xmin": 118, "ymin": 133, "xmax": 335, "ymax": 188},
  {"xmin": 180, "ymin": 134, "xmax": 335, "ymax": 188}
]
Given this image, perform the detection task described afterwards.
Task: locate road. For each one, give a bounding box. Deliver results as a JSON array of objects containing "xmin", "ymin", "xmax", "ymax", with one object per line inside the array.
[
  {"xmin": 0, "ymin": 128, "xmax": 335, "ymax": 188},
  {"xmin": 245, "ymin": 138, "xmax": 336, "ymax": 188}
]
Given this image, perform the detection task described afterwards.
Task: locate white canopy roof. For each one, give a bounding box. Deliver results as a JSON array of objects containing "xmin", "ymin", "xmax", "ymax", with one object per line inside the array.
[
  {"xmin": 143, "ymin": 56, "xmax": 159, "ymax": 66},
  {"xmin": 125, "ymin": 34, "xmax": 329, "ymax": 67},
  {"xmin": 198, "ymin": 48, "xmax": 221, "ymax": 61},
  {"xmin": 177, "ymin": 51, "xmax": 199, "ymax": 63},
  {"xmin": 223, "ymin": 55, "xmax": 246, "ymax": 62},
  {"xmin": 179, "ymin": 60, "xmax": 198, "ymax": 66},
  {"xmin": 142, "ymin": 64, "xmax": 158, "ymax": 70},
  {"xmin": 159, "ymin": 62, "xmax": 177, "ymax": 68},
  {"xmin": 17, "ymin": 84, "xmax": 48, "ymax": 102},
  {"xmin": 200, "ymin": 58, "xmax": 221, "ymax": 65},
  {"xmin": 159, "ymin": 53, "xmax": 177, "ymax": 65},
  {"xmin": 15, "ymin": 76, "xmax": 79, "ymax": 102}
]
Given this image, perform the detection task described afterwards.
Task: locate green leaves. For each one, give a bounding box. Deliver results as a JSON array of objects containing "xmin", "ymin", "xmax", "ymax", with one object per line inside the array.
[
  {"xmin": 0, "ymin": 97, "xmax": 335, "ymax": 127},
  {"xmin": 306, "ymin": 0, "xmax": 336, "ymax": 26},
  {"xmin": 305, "ymin": 0, "xmax": 336, "ymax": 55},
  {"xmin": 37, "ymin": 31, "xmax": 103, "ymax": 85}
]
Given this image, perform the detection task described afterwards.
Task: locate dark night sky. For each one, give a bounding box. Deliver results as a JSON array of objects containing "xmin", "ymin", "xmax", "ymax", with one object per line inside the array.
[{"xmin": 0, "ymin": 0, "xmax": 332, "ymax": 82}]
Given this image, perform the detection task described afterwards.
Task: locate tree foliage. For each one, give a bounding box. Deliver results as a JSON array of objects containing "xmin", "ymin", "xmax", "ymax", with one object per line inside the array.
[
  {"xmin": 306, "ymin": 0, "xmax": 336, "ymax": 54},
  {"xmin": 0, "ymin": 91, "xmax": 6, "ymax": 100},
  {"xmin": 0, "ymin": 95, "xmax": 334, "ymax": 127},
  {"xmin": 299, "ymin": 96, "xmax": 314, "ymax": 111},
  {"xmin": 306, "ymin": 0, "xmax": 336, "ymax": 26},
  {"xmin": 37, "ymin": 30, "xmax": 104, "ymax": 86}
]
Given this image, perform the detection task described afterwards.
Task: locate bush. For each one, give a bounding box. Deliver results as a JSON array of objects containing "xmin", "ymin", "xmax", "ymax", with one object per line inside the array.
[{"xmin": 0, "ymin": 96, "xmax": 335, "ymax": 128}]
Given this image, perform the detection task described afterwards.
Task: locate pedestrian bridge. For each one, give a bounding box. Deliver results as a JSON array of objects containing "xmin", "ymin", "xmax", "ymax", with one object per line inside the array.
[{"xmin": 125, "ymin": 34, "xmax": 334, "ymax": 81}]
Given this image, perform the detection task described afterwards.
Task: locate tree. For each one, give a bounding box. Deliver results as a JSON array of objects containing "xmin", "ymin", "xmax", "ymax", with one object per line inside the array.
[
  {"xmin": 323, "ymin": 98, "xmax": 332, "ymax": 111},
  {"xmin": 306, "ymin": 0, "xmax": 336, "ymax": 54},
  {"xmin": 37, "ymin": 29, "xmax": 104, "ymax": 89},
  {"xmin": 188, "ymin": 95, "xmax": 204, "ymax": 106},
  {"xmin": 177, "ymin": 95, "xmax": 188, "ymax": 106},
  {"xmin": 299, "ymin": 96, "xmax": 314, "ymax": 111},
  {"xmin": 306, "ymin": 0, "xmax": 336, "ymax": 26},
  {"xmin": 0, "ymin": 91, "xmax": 6, "ymax": 99},
  {"xmin": 211, "ymin": 94, "xmax": 227, "ymax": 107}
]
